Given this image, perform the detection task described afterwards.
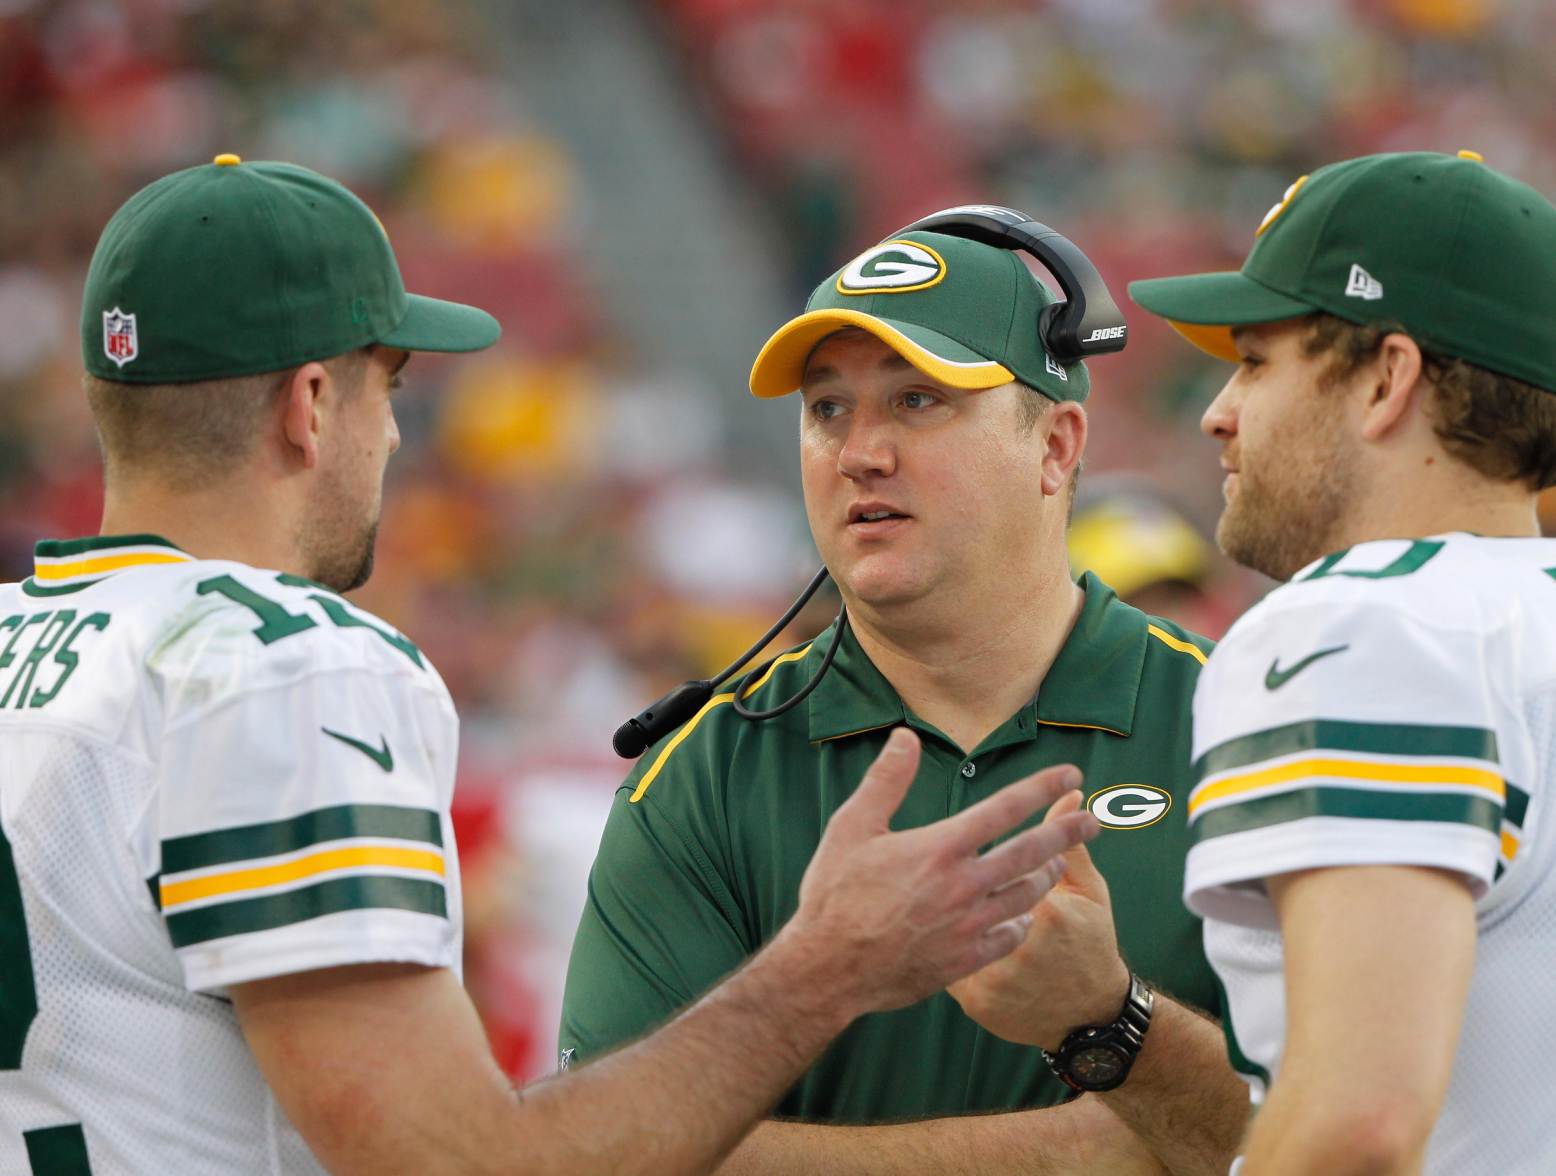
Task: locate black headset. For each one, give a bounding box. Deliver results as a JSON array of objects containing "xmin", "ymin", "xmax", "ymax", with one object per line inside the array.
[
  {"xmin": 894, "ymin": 204, "xmax": 1129, "ymax": 359},
  {"xmin": 611, "ymin": 205, "xmax": 1127, "ymax": 759}
]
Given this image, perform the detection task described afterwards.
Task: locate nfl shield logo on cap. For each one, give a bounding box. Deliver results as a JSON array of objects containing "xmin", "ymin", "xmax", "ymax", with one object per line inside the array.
[{"xmin": 102, "ymin": 307, "xmax": 138, "ymax": 368}]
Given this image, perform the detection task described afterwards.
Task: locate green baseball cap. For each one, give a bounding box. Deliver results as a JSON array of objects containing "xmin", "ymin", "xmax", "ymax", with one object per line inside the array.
[
  {"xmin": 1128, "ymin": 150, "xmax": 1556, "ymax": 393},
  {"xmin": 83, "ymin": 154, "xmax": 500, "ymax": 383},
  {"xmin": 749, "ymin": 230, "xmax": 1090, "ymax": 403}
]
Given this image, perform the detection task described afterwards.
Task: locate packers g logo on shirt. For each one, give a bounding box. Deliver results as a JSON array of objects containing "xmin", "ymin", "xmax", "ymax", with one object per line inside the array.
[
  {"xmin": 1087, "ymin": 784, "xmax": 1172, "ymax": 830},
  {"xmin": 836, "ymin": 240, "xmax": 947, "ymax": 295}
]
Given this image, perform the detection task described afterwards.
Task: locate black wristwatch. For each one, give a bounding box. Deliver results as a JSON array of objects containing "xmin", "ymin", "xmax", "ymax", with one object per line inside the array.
[{"xmin": 1040, "ymin": 972, "xmax": 1154, "ymax": 1093}]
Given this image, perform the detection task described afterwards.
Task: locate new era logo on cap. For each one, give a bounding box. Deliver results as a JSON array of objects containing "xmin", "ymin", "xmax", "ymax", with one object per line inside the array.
[
  {"xmin": 1046, "ymin": 353, "xmax": 1069, "ymax": 382},
  {"xmin": 1345, "ymin": 264, "xmax": 1384, "ymax": 301},
  {"xmin": 102, "ymin": 308, "xmax": 138, "ymax": 368},
  {"xmin": 837, "ymin": 240, "xmax": 947, "ymax": 294}
]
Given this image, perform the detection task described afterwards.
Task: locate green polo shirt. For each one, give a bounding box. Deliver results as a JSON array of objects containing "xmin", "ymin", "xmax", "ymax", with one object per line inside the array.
[{"xmin": 560, "ymin": 573, "xmax": 1217, "ymax": 1122}]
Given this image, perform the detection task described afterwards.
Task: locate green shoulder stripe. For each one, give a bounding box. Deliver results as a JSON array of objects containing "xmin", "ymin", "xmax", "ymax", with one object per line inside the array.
[
  {"xmin": 1192, "ymin": 784, "xmax": 1501, "ymax": 845},
  {"xmin": 1196, "ymin": 720, "xmax": 1498, "ymax": 781},
  {"xmin": 166, "ymin": 874, "xmax": 446, "ymax": 947},
  {"xmin": 162, "ymin": 803, "xmax": 442, "ymax": 874}
]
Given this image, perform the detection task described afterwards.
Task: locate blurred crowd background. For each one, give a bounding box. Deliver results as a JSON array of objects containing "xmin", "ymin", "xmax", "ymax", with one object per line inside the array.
[{"xmin": 3, "ymin": 0, "xmax": 1553, "ymax": 1079}]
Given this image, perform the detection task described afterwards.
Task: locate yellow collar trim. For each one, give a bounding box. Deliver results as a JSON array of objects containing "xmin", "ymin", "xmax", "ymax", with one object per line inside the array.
[{"xmin": 34, "ymin": 549, "xmax": 194, "ymax": 582}]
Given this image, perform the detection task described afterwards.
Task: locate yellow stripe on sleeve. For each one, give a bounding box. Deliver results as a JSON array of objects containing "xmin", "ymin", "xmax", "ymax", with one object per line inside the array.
[
  {"xmin": 629, "ymin": 644, "xmax": 814, "ymax": 803},
  {"xmin": 1189, "ymin": 756, "xmax": 1505, "ymax": 818},
  {"xmin": 160, "ymin": 844, "xmax": 445, "ymax": 909},
  {"xmin": 1501, "ymin": 829, "xmax": 1521, "ymax": 861}
]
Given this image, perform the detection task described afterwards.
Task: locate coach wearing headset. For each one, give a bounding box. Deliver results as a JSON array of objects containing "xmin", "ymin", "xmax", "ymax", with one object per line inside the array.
[{"xmin": 561, "ymin": 213, "xmax": 1248, "ymax": 1174}]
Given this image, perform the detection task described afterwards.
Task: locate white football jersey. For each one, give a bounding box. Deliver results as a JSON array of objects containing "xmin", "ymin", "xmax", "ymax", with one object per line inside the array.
[
  {"xmin": 1185, "ymin": 534, "xmax": 1556, "ymax": 1175},
  {"xmin": 0, "ymin": 535, "xmax": 463, "ymax": 1175}
]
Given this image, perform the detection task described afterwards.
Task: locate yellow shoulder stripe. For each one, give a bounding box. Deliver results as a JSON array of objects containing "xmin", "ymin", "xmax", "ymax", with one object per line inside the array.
[
  {"xmin": 629, "ymin": 644, "xmax": 814, "ymax": 803},
  {"xmin": 1147, "ymin": 624, "xmax": 1208, "ymax": 665}
]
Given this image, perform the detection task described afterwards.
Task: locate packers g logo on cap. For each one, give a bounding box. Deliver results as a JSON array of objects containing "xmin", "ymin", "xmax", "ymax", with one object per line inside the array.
[
  {"xmin": 1255, "ymin": 175, "xmax": 1309, "ymax": 237},
  {"xmin": 1087, "ymin": 784, "xmax": 1172, "ymax": 830},
  {"xmin": 837, "ymin": 240, "xmax": 947, "ymax": 295}
]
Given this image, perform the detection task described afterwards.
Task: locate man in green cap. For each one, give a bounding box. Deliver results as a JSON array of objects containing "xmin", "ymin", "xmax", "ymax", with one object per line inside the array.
[
  {"xmin": 563, "ymin": 225, "xmax": 1251, "ymax": 1172},
  {"xmin": 0, "ymin": 158, "xmax": 1102, "ymax": 1175},
  {"xmin": 1130, "ymin": 150, "xmax": 1556, "ymax": 1174}
]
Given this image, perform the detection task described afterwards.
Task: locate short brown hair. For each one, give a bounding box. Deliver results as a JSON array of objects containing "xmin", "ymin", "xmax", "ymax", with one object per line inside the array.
[
  {"xmin": 1304, "ymin": 314, "xmax": 1556, "ymax": 490},
  {"xmin": 1010, "ymin": 381, "xmax": 1082, "ymax": 514},
  {"xmin": 85, "ymin": 348, "xmax": 373, "ymax": 492},
  {"xmin": 1014, "ymin": 381, "xmax": 1048, "ymax": 434}
]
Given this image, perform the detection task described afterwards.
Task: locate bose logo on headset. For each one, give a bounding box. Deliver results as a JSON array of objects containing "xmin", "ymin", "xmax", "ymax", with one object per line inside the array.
[
  {"xmin": 1084, "ymin": 325, "xmax": 1127, "ymax": 342},
  {"xmin": 837, "ymin": 241, "xmax": 947, "ymax": 295},
  {"xmin": 1087, "ymin": 784, "xmax": 1172, "ymax": 830}
]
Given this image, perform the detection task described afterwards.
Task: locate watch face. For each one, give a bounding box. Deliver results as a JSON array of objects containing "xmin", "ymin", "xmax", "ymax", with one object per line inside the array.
[{"xmin": 1070, "ymin": 1045, "xmax": 1124, "ymax": 1088}]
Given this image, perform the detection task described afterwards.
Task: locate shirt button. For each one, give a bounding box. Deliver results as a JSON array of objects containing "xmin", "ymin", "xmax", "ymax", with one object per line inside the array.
[{"xmin": 960, "ymin": 762, "xmax": 976, "ymax": 778}]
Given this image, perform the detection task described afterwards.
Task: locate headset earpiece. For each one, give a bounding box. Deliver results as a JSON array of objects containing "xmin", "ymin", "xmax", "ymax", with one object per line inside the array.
[{"xmin": 891, "ymin": 204, "xmax": 1129, "ymax": 360}]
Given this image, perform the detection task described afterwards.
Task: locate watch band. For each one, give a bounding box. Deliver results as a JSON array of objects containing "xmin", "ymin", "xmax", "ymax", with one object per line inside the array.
[{"xmin": 1040, "ymin": 971, "xmax": 1154, "ymax": 1093}]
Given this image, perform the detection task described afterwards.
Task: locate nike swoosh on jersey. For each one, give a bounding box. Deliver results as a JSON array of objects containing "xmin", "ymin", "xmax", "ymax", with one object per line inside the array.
[
  {"xmin": 321, "ymin": 727, "xmax": 395, "ymax": 772},
  {"xmin": 1264, "ymin": 645, "xmax": 1349, "ymax": 690}
]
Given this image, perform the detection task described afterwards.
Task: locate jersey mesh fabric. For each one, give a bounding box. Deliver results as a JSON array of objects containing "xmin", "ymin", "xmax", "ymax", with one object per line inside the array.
[
  {"xmin": 1429, "ymin": 687, "xmax": 1556, "ymax": 1175},
  {"xmin": 1188, "ymin": 535, "xmax": 1556, "ymax": 1175},
  {"xmin": 0, "ymin": 733, "xmax": 319, "ymax": 1174}
]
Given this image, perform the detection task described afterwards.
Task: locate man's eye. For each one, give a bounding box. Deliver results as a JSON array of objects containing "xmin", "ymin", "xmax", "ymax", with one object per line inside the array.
[
  {"xmin": 901, "ymin": 391, "xmax": 938, "ymax": 409},
  {"xmin": 810, "ymin": 399, "xmax": 841, "ymax": 420}
]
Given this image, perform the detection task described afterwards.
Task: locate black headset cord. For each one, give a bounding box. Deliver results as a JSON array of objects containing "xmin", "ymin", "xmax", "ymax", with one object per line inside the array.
[
  {"xmin": 611, "ymin": 568, "xmax": 847, "ymax": 758},
  {"xmin": 732, "ymin": 600, "xmax": 848, "ymax": 721}
]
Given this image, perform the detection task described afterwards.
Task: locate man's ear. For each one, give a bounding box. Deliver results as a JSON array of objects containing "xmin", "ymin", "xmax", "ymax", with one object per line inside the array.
[
  {"xmin": 1359, "ymin": 333, "xmax": 1426, "ymax": 443},
  {"xmin": 280, "ymin": 361, "xmax": 331, "ymax": 470},
  {"xmin": 1040, "ymin": 402, "xmax": 1087, "ymax": 497}
]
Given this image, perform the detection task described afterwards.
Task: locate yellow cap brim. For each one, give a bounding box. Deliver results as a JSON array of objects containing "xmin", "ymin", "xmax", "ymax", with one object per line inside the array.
[
  {"xmin": 749, "ymin": 309, "xmax": 1014, "ymax": 398},
  {"xmin": 1129, "ymin": 271, "xmax": 1315, "ymax": 363},
  {"xmin": 1164, "ymin": 319, "xmax": 1239, "ymax": 362}
]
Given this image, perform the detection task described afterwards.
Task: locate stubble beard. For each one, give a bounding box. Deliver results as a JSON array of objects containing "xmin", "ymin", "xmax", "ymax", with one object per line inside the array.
[
  {"xmin": 302, "ymin": 498, "xmax": 380, "ymax": 593},
  {"xmin": 1216, "ymin": 454, "xmax": 1354, "ymax": 582},
  {"xmin": 336, "ymin": 520, "xmax": 378, "ymax": 592},
  {"xmin": 1213, "ymin": 416, "xmax": 1363, "ymax": 588}
]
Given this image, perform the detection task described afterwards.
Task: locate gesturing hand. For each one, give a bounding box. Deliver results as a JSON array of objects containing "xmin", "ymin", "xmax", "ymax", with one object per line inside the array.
[
  {"xmin": 782, "ymin": 727, "xmax": 1099, "ymax": 1018},
  {"xmin": 947, "ymin": 789, "xmax": 1131, "ymax": 1050}
]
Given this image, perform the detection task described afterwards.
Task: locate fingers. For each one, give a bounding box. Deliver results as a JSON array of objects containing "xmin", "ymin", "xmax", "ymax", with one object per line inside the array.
[
  {"xmin": 1043, "ymin": 790, "xmax": 1110, "ymax": 897},
  {"xmin": 828, "ymin": 727, "xmax": 921, "ymax": 836},
  {"xmin": 977, "ymin": 857, "xmax": 1068, "ymax": 926},
  {"xmin": 970, "ymin": 913, "xmax": 1035, "ymax": 970},
  {"xmin": 966, "ymin": 804, "xmax": 1098, "ymax": 895},
  {"xmin": 1042, "ymin": 788, "xmax": 1084, "ymax": 823},
  {"xmin": 940, "ymin": 763, "xmax": 1083, "ymax": 854}
]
